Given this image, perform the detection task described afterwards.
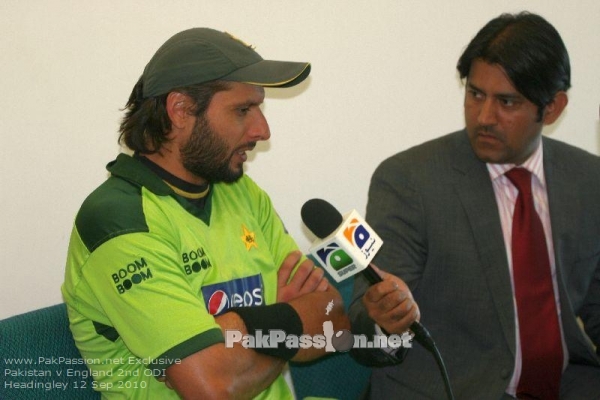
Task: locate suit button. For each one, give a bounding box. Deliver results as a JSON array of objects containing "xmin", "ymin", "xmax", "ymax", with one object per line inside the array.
[{"xmin": 500, "ymin": 369, "xmax": 510, "ymax": 379}]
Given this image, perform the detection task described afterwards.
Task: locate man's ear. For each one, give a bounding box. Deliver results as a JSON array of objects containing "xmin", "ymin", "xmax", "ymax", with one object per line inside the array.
[
  {"xmin": 166, "ymin": 92, "xmax": 194, "ymax": 130},
  {"xmin": 542, "ymin": 91, "xmax": 568, "ymax": 125}
]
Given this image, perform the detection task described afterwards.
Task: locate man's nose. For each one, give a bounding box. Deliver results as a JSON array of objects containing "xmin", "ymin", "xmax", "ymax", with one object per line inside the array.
[
  {"xmin": 247, "ymin": 108, "xmax": 271, "ymax": 141},
  {"xmin": 477, "ymin": 99, "xmax": 497, "ymax": 126}
]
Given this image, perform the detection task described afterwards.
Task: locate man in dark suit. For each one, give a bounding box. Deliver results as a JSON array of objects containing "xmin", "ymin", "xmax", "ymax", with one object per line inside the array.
[{"xmin": 349, "ymin": 12, "xmax": 600, "ymax": 399}]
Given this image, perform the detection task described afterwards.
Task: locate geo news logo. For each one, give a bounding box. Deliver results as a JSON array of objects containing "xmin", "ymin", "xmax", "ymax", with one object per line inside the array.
[
  {"xmin": 343, "ymin": 217, "xmax": 377, "ymax": 259},
  {"xmin": 315, "ymin": 218, "xmax": 377, "ymax": 272},
  {"xmin": 315, "ymin": 243, "xmax": 353, "ymax": 272}
]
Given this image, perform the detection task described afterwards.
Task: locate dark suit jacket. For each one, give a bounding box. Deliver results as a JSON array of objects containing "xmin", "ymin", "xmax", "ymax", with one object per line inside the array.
[{"xmin": 349, "ymin": 130, "xmax": 600, "ymax": 399}]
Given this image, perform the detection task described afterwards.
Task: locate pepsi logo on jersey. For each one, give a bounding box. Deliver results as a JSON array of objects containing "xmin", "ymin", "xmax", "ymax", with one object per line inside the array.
[{"xmin": 201, "ymin": 274, "xmax": 264, "ymax": 316}]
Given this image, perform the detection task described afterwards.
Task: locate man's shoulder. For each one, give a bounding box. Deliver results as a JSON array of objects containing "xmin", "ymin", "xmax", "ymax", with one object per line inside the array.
[
  {"xmin": 544, "ymin": 136, "xmax": 600, "ymax": 164},
  {"xmin": 543, "ymin": 137, "xmax": 600, "ymax": 184},
  {"xmin": 75, "ymin": 176, "xmax": 149, "ymax": 252},
  {"xmin": 375, "ymin": 130, "xmax": 465, "ymax": 175},
  {"xmin": 383, "ymin": 130, "xmax": 462, "ymax": 160}
]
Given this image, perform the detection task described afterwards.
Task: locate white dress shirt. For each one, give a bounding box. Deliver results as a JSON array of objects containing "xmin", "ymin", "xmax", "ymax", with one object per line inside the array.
[{"xmin": 487, "ymin": 141, "xmax": 568, "ymax": 396}]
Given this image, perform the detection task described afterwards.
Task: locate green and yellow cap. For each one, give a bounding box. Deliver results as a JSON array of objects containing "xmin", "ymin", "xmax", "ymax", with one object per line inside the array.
[{"xmin": 141, "ymin": 28, "xmax": 311, "ymax": 98}]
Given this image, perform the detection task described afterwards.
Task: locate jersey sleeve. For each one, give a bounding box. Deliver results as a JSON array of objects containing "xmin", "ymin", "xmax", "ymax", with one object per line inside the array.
[{"xmin": 77, "ymin": 229, "xmax": 224, "ymax": 365}]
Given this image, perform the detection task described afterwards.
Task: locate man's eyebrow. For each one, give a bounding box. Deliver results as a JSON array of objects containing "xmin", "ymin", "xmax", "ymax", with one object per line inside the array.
[
  {"xmin": 466, "ymin": 82, "xmax": 481, "ymax": 91},
  {"xmin": 232, "ymin": 98, "xmax": 264, "ymax": 108},
  {"xmin": 467, "ymin": 82, "xmax": 523, "ymax": 100},
  {"xmin": 229, "ymin": 101, "xmax": 259, "ymax": 110}
]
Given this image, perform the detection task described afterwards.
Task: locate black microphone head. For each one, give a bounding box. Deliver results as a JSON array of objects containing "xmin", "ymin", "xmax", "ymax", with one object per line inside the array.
[{"xmin": 301, "ymin": 198, "xmax": 343, "ymax": 239}]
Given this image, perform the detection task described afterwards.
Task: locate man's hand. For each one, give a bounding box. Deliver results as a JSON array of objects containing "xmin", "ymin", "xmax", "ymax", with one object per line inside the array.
[
  {"xmin": 276, "ymin": 250, "xmax": 329, "ymax": 303},
  {"xmin": 362, "ymin": 265, "xmax": 420, "ymax": 335}
]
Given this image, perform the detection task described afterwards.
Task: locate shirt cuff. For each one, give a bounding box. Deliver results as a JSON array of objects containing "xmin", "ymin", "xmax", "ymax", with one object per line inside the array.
[{"xmin": 374, "ymin": 323, "xmax": 402, "ymax": 356}]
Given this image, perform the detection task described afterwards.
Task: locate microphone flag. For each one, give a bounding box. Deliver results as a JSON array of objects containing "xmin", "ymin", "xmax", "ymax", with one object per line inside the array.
[{"xmin": 308, "ymin": 209, "xmax": 383, "ymax": 282}]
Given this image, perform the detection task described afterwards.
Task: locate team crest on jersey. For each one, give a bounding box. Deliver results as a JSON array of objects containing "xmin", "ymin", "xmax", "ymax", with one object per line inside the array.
[
  {"xmin": 202, "ymin": 274, "xmax": 264, "ymax": 316},
  {"xmin": 241, "ymin": 224, "xmax": 258, "ymax": 251}
]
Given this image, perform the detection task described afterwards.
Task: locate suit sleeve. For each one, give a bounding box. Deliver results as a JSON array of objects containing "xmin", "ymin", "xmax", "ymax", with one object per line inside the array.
[
  {"xmin": 349, "ymin": 156, "xmax": 427, "ymax": 366},
  {"xmin": 579, "ymin": 258, "xmax": 600, "ymax": 355}
]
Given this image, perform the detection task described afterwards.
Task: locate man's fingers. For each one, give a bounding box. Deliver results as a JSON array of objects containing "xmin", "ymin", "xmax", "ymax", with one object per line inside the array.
[
  {"xmin": 364, "ymin": 286, "xmax": 408, "ymax": 317},
  {"xmin": 285, "ymin": 259, "xmax": 313, "ymax": 289},
  {"xmin": 276, "ymin": 252, "xmax": 329, "ymax": 302},
  {"xmin": 299, "ymin": 266, "xmax": 326, "ymax": 294},
  {"xmin": 315, "ymin": 276, "xmax": 330, "ymax": 292},
  {"xmin": 382, "ymin": 300, "xmax": 420, "ymax": 334},
  {"xmin": 277, "ymin": 250, "xmax": 303, "ymax": 287},
  {"xmin": 383, "ymin": 295, "xmax": 416, "ymax": 321},
  {"xmin": 289, "ymin": 260, "xmax": 326, "ymax": 293},
  {"xmin": 364, "ymin": 280, "xmax": 400, "ymax": 303},
  {"xmin": 367, "ymin": 294, "xmax": 419, "ymax": 334}
]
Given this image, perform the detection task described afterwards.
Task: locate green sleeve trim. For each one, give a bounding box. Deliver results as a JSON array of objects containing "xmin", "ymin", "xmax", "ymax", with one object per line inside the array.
[
  {"xmin": 150, "ymin": 328, "xmax": 225, "ymax": 367},
  {"xmin": 92, "ymin": 321, "xmax": 120, "ymax": 342}
]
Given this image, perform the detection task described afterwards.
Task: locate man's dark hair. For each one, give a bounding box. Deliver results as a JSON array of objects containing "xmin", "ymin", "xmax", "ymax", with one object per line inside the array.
[
  {"xmin": 119, "ymin": 79, "xmax": 230, "ymax": 153},
  {"xmin": 457, "ymin": 12, "xmax": 570, "ymax": 120}
]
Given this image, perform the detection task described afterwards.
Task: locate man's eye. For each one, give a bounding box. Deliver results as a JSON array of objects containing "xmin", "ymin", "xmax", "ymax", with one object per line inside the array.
[{"xmin": 468, "ymin": 90, "xmax": 483, "ymax": 101}]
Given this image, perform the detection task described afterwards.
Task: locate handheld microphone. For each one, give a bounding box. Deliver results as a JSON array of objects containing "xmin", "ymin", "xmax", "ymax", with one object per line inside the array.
[
  {"xmin": 300, "ymin": 198, "xmax": 434, "ymax": 351},
  {"xmin": 301, "ymin": 198, "xmax": 454, "ymax": 400},
  {"xmin": 301, "ymin": 199, "xmax": 383, "ymax": 283}
]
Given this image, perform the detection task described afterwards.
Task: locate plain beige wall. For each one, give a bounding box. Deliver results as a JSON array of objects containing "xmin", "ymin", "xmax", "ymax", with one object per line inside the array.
[{"xmin": 1, "ymin": 0, "xmax": 599, "ymax": 319}]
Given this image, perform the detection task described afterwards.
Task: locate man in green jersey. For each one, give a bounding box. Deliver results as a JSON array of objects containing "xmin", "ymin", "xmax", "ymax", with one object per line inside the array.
[{"xmin": 62, "ymin": 28, "xmax": 350, "ymax": 399}]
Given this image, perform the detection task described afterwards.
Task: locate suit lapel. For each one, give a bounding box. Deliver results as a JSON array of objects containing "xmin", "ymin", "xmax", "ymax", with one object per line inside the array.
[
  {"xmin": 543, "ymin": 139, "xmax": 581, "ymax": 295},
  {"xmin": 451, "ymin": 131, "xmax": 516, "ymax": 356},
  {"xmin": 544, "ymin": 140, "xmax": 569, "ymax": 284},
  {"xmin": 543, "ymin": 140, "xmax": 592, "ymax": 362}
]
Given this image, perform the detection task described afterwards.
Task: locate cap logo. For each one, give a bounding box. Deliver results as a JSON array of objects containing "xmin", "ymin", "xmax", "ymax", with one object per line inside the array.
[{"xmin": 224, "ymin": 31, "xmax": 256, "ymax": 50}]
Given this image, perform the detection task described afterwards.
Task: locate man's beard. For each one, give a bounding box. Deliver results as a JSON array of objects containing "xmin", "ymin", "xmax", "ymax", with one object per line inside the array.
[{"xmin": 180, "ymin": 117, "xmax": 247, "ymax": 184}]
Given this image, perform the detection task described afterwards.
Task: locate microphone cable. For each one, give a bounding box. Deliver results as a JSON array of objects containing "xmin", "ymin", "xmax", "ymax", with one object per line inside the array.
[{"xmin": 362, "ymin": 268, "xmax": 455, "ymax": 400}]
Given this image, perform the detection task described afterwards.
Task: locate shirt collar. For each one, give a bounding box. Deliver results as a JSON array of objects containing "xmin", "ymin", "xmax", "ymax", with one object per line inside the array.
[
  {"xmin": 486, "ymin": 139, "xmax": 546, "ymax": 187},
  {"xmin": 107, "ymin": 153, "xmax": 214, "ymax": 223},
  {"xmin": 107, "ymin": 153, "xmax": 173, "ymax": 195}
]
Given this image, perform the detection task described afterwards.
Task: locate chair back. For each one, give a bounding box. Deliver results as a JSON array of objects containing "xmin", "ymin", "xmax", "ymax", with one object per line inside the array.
[
  {"xmin": 0, "ymin": 304, "xmax": 99, "ymax": 400},
  {"xmin": 289, "ymin": 278, "xmax": 371, "ymax": 400}
]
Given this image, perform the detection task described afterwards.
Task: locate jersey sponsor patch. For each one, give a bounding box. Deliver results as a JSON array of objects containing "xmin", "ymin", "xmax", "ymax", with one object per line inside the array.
[
  {"xmin": 202, "ymin": 274, "xmax": 264, "ymax": 316},
  {"xmin": 111, "ymin": 257, "xmax": 153, "ymax": 294}
]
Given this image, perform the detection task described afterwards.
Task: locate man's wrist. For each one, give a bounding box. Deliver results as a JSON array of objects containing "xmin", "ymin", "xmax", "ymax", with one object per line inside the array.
[{"xmin": 227, "ymin": 303, "xmax": 303, "ymax": 361}]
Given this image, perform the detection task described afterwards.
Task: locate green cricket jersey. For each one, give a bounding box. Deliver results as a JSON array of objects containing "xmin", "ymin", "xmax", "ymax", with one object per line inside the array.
[{"xmin": 62, "ymin": 154, "xmax": 300, "ymax": 399}]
